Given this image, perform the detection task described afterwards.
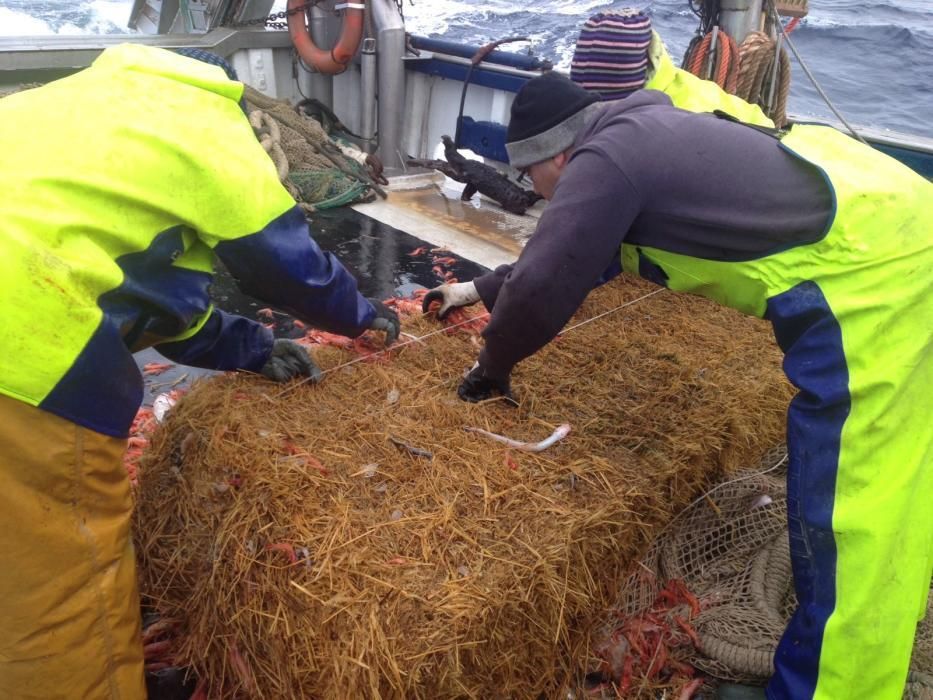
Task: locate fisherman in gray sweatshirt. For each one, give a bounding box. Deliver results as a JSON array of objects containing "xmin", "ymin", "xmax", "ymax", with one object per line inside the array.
[
  {"xmin": 424, "ymin": 71, "xmax": 831, "ymax": 395},
  {"xmin": 422, "ymin": 71, "xmax": 932, "ymax": 700}
]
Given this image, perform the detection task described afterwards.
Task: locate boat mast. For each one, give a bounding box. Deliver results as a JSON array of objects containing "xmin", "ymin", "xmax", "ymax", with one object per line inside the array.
[{"xmin": 718, "ymin": 0, "xmax": 763, "ymax": 44}]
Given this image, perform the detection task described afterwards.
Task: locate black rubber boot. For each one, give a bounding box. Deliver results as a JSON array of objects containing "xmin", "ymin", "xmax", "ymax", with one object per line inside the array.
[{"xmin": 715, "ymin": 683, "xmax": 767, "ymax": 700}]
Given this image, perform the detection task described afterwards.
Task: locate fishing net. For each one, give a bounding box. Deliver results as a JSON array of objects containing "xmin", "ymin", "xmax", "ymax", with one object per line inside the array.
[
  {"xmin": 133, "ymin": 275, "xmax": 795, "ymax": 698},
  {"xmin": 244, "ymin": 86, "xmax": 380, "ymax": 212},
  {"xmin": 595, "ymin": 446, "xmax": 933, "ymax": 698},
  {"xmin": 288, "ymin": 169, "xmax": 372, "ymax": 210}
]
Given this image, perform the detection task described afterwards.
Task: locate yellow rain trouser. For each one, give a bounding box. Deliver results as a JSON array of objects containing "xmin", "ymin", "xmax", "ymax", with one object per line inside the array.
[
  {"xmin": 622, "ymin": 123, "xmax": 933, "ymax": 698},
  {"xmin": 0, "ymin": 393, "xmax": 145, "ymax": 699}
]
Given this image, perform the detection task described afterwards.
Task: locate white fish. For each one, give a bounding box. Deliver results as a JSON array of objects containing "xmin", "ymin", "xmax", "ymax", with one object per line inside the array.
[{"xmin": 463, "ymin": 423, "xmax": 571, "ymax": 452}]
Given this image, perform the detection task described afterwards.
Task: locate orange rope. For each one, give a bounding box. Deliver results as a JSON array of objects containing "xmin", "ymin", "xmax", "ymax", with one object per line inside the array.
[
  {"xmin": 682, "ymin": 24, "xmax": 791, "ymax": 125},
  {"xmin": 685, "ymin": 29, "xmax": 741, "ymax": 91},
  {"xmin": 688, "ymin": 33, "xmax": 712, "ymax": 77},
  {"xmin": 725, "ymin": 33, "xmax": 741, "ymax": 93},
  {"xmin": 716, "ymin": 33, "xmax": 737, "ymax": 89}
]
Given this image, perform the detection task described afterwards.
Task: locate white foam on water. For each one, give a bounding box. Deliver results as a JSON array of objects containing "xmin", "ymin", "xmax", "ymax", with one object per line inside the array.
[
  {"xmin": 87, "ymin": 0, "xmax": 135, "ymax": 32},
  {"xmin": 0, "ymin": 0, "xmax": 133, "ymax": 35},
  {"xmin": 405, "ymin": 0, "xmax": 530, "ymax": 36},
  {"xmin": 0, "ymin": 7, "xmax": 53, "ymax": 34},
  {"xmin": 547, "ymin": 0, "xmax": 643, "ymax": 16}
]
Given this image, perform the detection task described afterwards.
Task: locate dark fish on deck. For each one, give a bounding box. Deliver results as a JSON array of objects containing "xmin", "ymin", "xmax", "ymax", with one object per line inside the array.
[{"xmin": 407, "ymin": 135, "xmax": 542, "ymax": 215}]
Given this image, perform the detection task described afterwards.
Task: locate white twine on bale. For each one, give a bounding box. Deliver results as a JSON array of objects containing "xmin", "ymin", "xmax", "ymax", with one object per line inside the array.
[{"xmin": 275, "ymin": 287, "xmax": 667, "ymax": 397}]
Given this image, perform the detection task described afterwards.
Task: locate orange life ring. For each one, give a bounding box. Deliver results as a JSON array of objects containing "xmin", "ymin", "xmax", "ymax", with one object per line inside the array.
[{"xmin": 287, "ymin": 0, "xmax": 365, "ymax": 75}]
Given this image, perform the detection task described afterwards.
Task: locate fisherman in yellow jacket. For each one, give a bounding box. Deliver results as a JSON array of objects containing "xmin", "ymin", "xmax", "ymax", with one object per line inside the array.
[
  {"xmin": 0, "ymin": 44, "xmax": 399, "ymax": 699},
  {"xmin": 426, "ymin": 71, "xmax": 932, "ymax": 700},
  {"xmin": 569, "ymin": 8, "xmax": 774, "ymax": 126}
]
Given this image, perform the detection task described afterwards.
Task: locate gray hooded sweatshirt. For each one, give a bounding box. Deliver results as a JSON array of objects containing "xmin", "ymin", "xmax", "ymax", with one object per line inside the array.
[{"xmin": 473, "ymin": 90, "xmax": 833, "ymax": 379}]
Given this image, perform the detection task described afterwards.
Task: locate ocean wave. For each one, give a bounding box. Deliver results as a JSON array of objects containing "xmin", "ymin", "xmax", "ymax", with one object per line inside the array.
[
  {"xmin": 794, "ymin": 20, "xmax": 928, "ymax": 45},
  {"xmin": 543, "ymin": 0, "xmax": 634, "ymax": 17},
  {"xmin": 4, "ymin": 0, "xmax": 931, "ymax": 138},
  {"xmin": 803, "ymin": 0, "xmax": 932, "ymax": 25},
  {"xmin": 802, "ymin": 15, "xmax": 928, "ymax": 34},
  {"xmin": 0, "ymin": 7, "xmax": 52, "ymax": 34},
  {"xmin": 0, "ymin": 0, "xmax": 132, "ymax": 35}
]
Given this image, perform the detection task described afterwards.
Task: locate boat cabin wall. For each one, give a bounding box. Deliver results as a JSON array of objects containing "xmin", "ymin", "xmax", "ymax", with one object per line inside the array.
[{"xmin": 400, "ymin": 70, "xmax": 516, "ymax": 165}]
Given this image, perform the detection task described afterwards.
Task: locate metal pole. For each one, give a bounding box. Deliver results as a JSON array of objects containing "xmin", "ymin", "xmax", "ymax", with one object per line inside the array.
[
  {"xmin": 370, "ymin": 0, "xmax": 406, "ymax": 170},
  {"xmin": 749, "ymin": 0, "xmax": 764, "ymax": 35},
  {"xmin": 360, "ymin": 37, "xmax": 377, "ymax": 150},
  {"xmin": 719, "ymin": 0, "xmax": 763, "ymax": 43},
  {"xmin": 308, "ymin": 3, "xmax": 333, "ymax": 107},
  {"xmin": 765, "ymin": 30, "xmax": 783, "ymax": 113},
  {"xmin": 705, "ymin": 26, "xmax": 719, "ymax": 81}
]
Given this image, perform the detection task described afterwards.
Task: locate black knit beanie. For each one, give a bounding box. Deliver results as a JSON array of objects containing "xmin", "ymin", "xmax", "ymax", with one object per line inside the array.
[{"xmin": 505, "ymin": 71, "xmax": 599, "ymax": 169}]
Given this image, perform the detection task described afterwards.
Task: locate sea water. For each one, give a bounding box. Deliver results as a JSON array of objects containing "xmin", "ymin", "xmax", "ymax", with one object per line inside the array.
[{"xmin": 1, "ymin": 0, "xmax": 931, "ymax": 137}]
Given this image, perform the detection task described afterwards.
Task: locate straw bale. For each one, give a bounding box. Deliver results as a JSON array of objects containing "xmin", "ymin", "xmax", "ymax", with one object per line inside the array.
[{"xmin": 134, "ymin": 274, "xmax": 793, "ymax": 698}]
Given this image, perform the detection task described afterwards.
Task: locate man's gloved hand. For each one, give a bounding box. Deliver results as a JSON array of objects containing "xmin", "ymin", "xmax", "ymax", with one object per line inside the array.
[
  {"xmin": 368, "ymin": 299, "xmax": 400, "ymax": 345},
  {"xmin": 421, "ymin": 281, "xmax": 481, "ymax": 320},
  {"xmin": 458, "ymin": 363, "xmax": 517, "ymax": 406},
  {"xmin": 260, "ymin": 339, "xmax": 322, "ymax": 383}
]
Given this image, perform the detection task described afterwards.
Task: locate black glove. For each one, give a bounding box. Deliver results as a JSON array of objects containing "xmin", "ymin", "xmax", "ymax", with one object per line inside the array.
[
  {"xmin": 421, "ymin": 281, "xmax": 481, "ymax": 320},
  {"xmin": 260, "ymin": 339, "xmax": 322, "ymax": 383},
  {"xmin": 368, "ymin": 299, "xmax": 400, "ymax": 345},
  {"xmin": 457, "ymin": 363, "xmax": 517, "ymax": 406}
]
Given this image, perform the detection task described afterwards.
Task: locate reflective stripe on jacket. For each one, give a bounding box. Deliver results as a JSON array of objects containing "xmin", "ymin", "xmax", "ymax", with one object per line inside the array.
[{"xmin": 0, "ymin": 44, "xmax": 374, "ymax": 436}]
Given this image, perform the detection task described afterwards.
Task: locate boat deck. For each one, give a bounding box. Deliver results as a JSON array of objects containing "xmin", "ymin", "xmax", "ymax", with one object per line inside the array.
[
  {"xmin": 137, "ymin": 174, "xmax": 530, "ymax": 400},
  {"xmin": 355, "ymin": 170, "xmax": 542, "ymax": 270}
]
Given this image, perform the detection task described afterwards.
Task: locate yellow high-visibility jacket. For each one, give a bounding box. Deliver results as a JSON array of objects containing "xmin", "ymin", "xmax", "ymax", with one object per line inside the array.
[
  {"xmin": 645, "ymin": 31, "xmax": 774, "ymax": 127},
  {"xmin": 0, "ymin": 44, "xmax": 374, "ymax": 437}
]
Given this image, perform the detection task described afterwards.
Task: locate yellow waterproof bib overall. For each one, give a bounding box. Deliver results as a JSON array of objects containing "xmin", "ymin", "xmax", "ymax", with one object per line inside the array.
[{"xmin": 622, "ymin": 123, "xmax": 932, "ymax": 699}]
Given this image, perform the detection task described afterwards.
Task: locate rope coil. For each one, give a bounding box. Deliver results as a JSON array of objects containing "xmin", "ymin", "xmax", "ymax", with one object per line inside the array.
[{"xmin": 682, "ymin": 27, "xmax": 790, "ymax": 126}]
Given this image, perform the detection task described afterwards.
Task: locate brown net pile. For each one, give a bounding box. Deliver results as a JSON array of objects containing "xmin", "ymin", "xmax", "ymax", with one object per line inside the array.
[
  {"xmin": 598, "ymin": 446, "xmax": 933, "ymax": 697},
  {"xmin": 134, "ymin": 275, "xmax": 794, "ymax": 698}
]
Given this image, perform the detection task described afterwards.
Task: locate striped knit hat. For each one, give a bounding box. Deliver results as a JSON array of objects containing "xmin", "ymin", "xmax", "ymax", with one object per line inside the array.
[{"xmin": 570, "ymin": 9, "xmax": 652, "ymax": 101}]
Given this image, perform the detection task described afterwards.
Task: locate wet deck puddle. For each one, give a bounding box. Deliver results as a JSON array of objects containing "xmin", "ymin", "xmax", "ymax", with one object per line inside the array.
[{"xmin": 135, "ymin": 207, "xmax": 492, "ymax": 400}]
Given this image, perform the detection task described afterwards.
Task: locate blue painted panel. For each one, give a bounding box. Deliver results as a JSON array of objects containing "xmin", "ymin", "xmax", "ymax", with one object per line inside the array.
[
  {"xmin": 457, "ymin": 117, "xmax": 509, "ymax": 163},
  {"xmin": 406, "ymin": 58, "xmax": 529, "ymax": 94}
]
